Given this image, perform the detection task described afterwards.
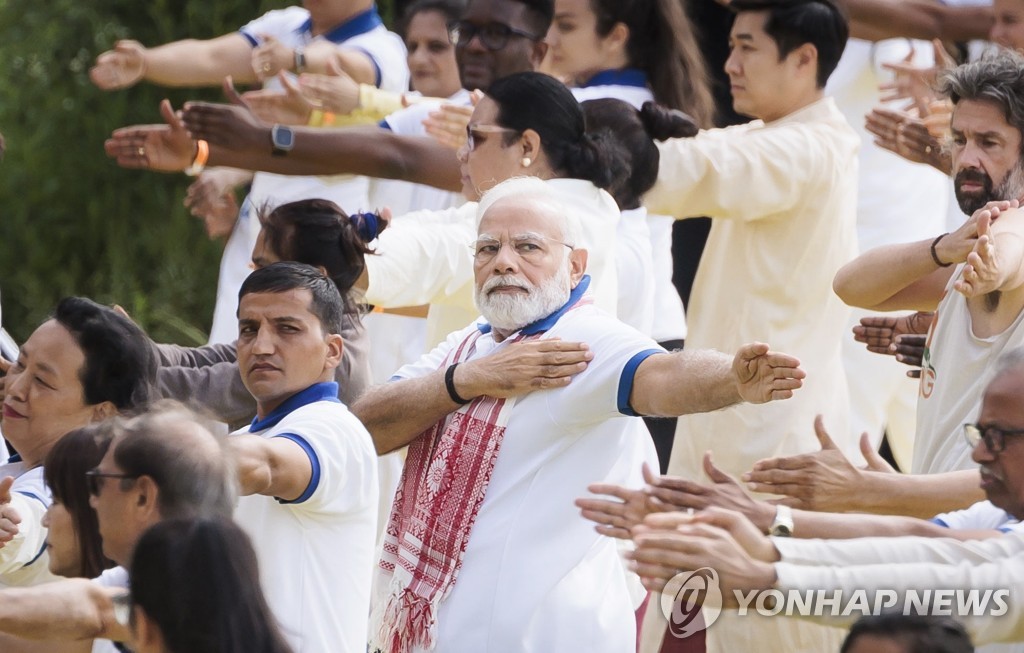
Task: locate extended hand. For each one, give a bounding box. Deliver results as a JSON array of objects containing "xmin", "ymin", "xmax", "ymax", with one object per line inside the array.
[
  {"xmin": 954, "ymin": 210, "xmax": 1001, "ymax": 298},
  {"xmin": 865, "ymin": 107, "xmax": 949, "ymax": 172},
  {"xmin": 455, "ymin": 338, "xmax": 592, "ymax": 399},
  {"xmin": 103, "ymin": 99, "xmax": 195, "ymax": 172},
  {"xmin": 743, "ymin": 415, "xmax": 890, "ymax": 511},
  {"xmin": 243, "ymin": 72, "xmax": 314, "ymax": 125},
  {"xmin": 646, "ymin": 452, "xmax": 776, "ymax": 532},
  {"xmin": 184, "ymin": 168, "xmax": 250, "ymax": 239},
  {"xmin": 90, "ymin": 39, "xmax": 146, "ymax": 90},
  {"xmin": 853, "ymin": 311, "xmax": 933, "ymax": 356},
  {"xmin": 732, "ymin": 342, "xmax": 804, "ymax": 404},
  {"xmin": 181, "ymin": 100, "xmax": 269, "ymax": 153},
  {"xmin": 252, "ymin": 35, "xmax": 293, "ymax": 81},
  {"xmin": 424, "ymin": 103, "xmax": 473, "ymax": 150},
  {"xmin": 299, "ymin": 67, "xmax": 361, "ymax": 114},
  {"xmin": 575, "ymin": 462, "xmax": 657, "ymax": 540}
]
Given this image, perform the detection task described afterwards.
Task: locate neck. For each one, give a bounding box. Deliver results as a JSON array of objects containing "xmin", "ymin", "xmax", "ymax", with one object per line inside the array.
[
  {"xmin": 492, "ymin": 328, "xmax": 515, "ymax": 343},
  {"xmin": 309, "ymin": 1, "xmax": 373, "ymax": 36},
  {"xmin": 759, "ymin": 87, "xmax": 823, "ymax": 123}
]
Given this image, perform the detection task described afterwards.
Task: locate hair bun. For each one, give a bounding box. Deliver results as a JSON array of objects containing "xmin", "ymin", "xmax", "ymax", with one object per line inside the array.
[{"xmin": 640, "ymin": 102, "xmax": 699, "ymax": 140}]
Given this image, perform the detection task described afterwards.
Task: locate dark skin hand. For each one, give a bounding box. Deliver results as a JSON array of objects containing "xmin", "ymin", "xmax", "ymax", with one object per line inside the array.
[{"xmin": 853, "ymin": 311, "xmax": 933, "ymax": 378}]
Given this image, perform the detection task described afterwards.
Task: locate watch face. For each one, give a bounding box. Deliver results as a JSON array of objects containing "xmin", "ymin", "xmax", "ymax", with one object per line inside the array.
[{"xmin": 272, "ymin": 125, "xmax": 295, "ymax": 152}]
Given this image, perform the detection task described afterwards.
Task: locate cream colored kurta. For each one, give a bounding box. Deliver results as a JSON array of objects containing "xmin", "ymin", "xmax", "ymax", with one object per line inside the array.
[
  {"xmin": 363, "ymin": 178, "xmax": 620, "ymax": 349},
  {"xmin": 641, "ymin": 97, "xmax": 859, "ymax": 653}
]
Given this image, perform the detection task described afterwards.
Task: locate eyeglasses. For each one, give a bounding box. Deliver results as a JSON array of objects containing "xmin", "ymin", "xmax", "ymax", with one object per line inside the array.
[
  {"xmin": 448, "ymin": 20, "xmax": 541, "ymax": 51},
  {"xmin": 471, "ymin": 234, "xmax": 573, "ymax": 263},
  {"xmin": 86, "ymin": 468, "xmax": 140, "ymax": 496},
  {"xmin": 963, "ymin": 423, "xmax": 1024, "ymax": 454},
  {"xmin": 465, "ymin": 124, "xmax": 518, "ymax": 151}
]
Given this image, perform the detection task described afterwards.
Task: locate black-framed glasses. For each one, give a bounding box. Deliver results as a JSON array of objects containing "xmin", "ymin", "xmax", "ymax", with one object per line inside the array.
[
  {"xmin": 963, "ymin": 423, "xmax": 1024, "ymax": 454},
  {"xmin": 465, "ymin": 124, "xmax": 518, "ymax": 151},
  {"xmin": 447, "ymin": 20, "xmax": 541, "ymax": 51},
  {"xmin": 86, "ymin": 468, "xmax": 140, "ymax": 496}
]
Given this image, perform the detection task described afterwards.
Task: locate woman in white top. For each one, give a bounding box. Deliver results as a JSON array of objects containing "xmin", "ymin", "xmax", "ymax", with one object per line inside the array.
[{"xmin": 543, "ymin": 0, "xmax": 715, "ymax": 469}]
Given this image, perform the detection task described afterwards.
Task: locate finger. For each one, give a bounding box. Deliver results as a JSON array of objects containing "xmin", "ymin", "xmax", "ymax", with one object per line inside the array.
[
  {"xmin": 585, "ymin": 483, "xmax": 637, "ymax": 501},
  {"xmin": 280, "ymin": 70, "xmax": 303, "ymax": 98},
  {"xmin": 702, "ymin": 451, "xmax": 733, "ymax": 484},
  {"xmin": 813, "ymin": 414, "xmax": 839, "ymax": 451},
  {"xmin": 222, "ymin": 76, "xmax": 250, "ymax": 109},
  {"xmin": 745, "ymin": 482, "xmax": 809, "ymax": 503},
  {"xmin": 642, "ymin": 511, "xmax": 697, "ymax": 529},
  {"xmin": 0, "ymin": 477, "xmax": 14, "ymax": 504},
  {"xmin": 159, "ymin": 99, "xmax": 183, "ymax": 131},
  {"xmin": 859, "ymin": 432, "xmax": 894, "ymax": 472},
  {"xmin": 641, "ymin": 461, "xmax": 656, "ymax": 486},
  {"xmin": 595, "ymin": 524, "xmax": 632, "ymax": 539}
]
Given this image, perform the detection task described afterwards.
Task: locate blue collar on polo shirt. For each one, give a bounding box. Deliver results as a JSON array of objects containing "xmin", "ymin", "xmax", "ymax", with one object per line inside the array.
[
  {"xmin": 477, "ymin": 275, "xmax": 591, "ymax": 336},
  {"xmin": 580, "ymin": 68, "xmax": 648, "ymax": 89},
  {"xmin": 250, "ymin": 381, "xmax": 340, "ymax": 432},
  {"xmin": 297, "ymin": 5, "xmax": 383, "ymax": 43}
]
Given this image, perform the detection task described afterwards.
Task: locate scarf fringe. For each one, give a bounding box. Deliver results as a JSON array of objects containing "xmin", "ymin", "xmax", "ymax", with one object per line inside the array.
[{"xmin": 372, "ymin": 577, "xmax": 437, "ymax": 653}]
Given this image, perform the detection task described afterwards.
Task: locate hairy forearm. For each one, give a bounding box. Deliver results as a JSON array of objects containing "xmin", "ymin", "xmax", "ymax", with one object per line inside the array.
[
  {"xmin": 350, "ymin": 372, "xmax": 458, "ymax": 454},
  {"xmin": 0, "ymin": 580, "xmax": 119, "ymax": 642},
  {"xmin": 638, "ymin": 350, "xmax": 739, "ymax": 417}
]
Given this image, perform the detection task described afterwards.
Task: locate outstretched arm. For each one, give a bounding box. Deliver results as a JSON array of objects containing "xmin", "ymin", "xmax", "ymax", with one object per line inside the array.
[
  {"xmin": 0, "ymin": 579, "xmax": 128, "ymax": 644},
  {"xmin": 628, "ymin": 343, "xmax": 804, "ymax": 417},
  {"xmin": 90, "ymin": 35, "xmax": 256, "ymax": 89},
  {"xmin": 351, "ymin": 339, "xmax": 594, "ymax": 454},
  {"xmin": 842, "ymin": 0, "xmax": 992, "ymax": 42}
]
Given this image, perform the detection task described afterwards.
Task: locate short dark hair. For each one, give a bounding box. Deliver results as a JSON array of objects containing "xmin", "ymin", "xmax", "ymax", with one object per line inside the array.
[
  {"xmin": 256, "ymin": 199, "xmax": 382, "ymax": 315},
  {"xmin": 130, "ymin": 517, "xmax": 294, "ymax": 653},
  {"xmin": 729, "ymin": 0, "xmax": 848, "ymax": 88},
  {"xmin": 398, "ymin": 0, "xmax": 466, "ymax": 37},
  {"xmin": 510, "ymin": 0, "xmax": 554, "ymax": 35},
  {"xmin": 113, "ymin": 403, "xmax": 236, "ymax": 521},
  {"xmin": 44, "ymin": 424, "xmax": 116, "ymax": 578},
  {"xmin": 53, "ymin": 297, "xmax": 156, "ymax": 412},
  {"xmin": 488, "ymin": 71, "xmax": 619, "ymax": 192},
  {"xmin": 841, "ymin": 614, "xmax": 974, "ymax": 653},
  {"xmin": 238, "ymin": 262, "xmax": 345, "ymax": 336}
]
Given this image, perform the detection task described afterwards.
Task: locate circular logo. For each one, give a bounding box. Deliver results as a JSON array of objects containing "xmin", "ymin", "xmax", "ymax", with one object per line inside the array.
[{"xmin": 658, "ymin": 567, "xmax": 723, "ymax": 639}]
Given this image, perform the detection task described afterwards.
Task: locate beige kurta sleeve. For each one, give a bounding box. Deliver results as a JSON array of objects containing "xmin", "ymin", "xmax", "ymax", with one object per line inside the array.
[
  {"xmin": 644, "ymin": 119, "xmax": 834, "ymax": 221},
  {"xmin": 362, "ymin": 203, "xmax": 478, "ymax": 312}
]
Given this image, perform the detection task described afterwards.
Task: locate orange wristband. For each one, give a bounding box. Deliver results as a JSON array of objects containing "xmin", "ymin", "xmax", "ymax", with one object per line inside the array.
[{"xmin": 184, "ymin": 139, "xmax": 209, "ymax": 177}]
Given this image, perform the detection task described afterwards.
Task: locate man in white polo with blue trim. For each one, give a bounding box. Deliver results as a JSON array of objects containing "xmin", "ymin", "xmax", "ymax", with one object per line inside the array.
[
  {"xmin": 352, "ymin": 177, "xmax": 807, "ymax": 653},
  {"xmin": 229, "ymin": 261, "xmax": 378, "ymax": 653}
]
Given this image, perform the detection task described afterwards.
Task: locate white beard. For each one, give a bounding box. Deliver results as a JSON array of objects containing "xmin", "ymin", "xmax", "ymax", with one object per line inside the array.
[{"xmin": 475, "ymin": 264, "xmax": 572, "ymax": 332}]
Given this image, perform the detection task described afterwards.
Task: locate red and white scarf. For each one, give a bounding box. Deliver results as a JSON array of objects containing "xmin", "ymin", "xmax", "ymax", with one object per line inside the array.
[{"xmin": 369, "ymin": 326, "xmax": 535, "ymax": 653}]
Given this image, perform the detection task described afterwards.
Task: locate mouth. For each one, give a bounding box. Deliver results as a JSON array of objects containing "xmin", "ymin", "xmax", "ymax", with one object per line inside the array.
[
  {"xmin": 248, "ymin": 362, "xmax": 280, "ymax": 376},
  {"xmin": 979, "ymin": 467, "xmax": 1004, "ymax": 490},
  {"xmin": 2, "ymin": 404, "xmax": 25, "ymax": 419},
  {"xmin": 959, "ymin": 182, "xmax": 984, "ymax": 193},
  {"xmin": 488, "ymin": 285, "xmax": 528, "ymax": 295}
]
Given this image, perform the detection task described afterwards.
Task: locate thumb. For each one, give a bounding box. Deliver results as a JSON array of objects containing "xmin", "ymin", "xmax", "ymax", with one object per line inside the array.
[
  {"xmin": 326, "ymin": 57, "xmax": 345, "ymax": 77},
  {"xmin": 222, "ymin": 76, "xmax": 249, "ymax": 109},
  {"xmin": 0, "ymin": 477, "xmax": 13, "ymax": 504},
  {"xmin": 933, "ymin": 38, "xmax": 954, "ymax": 68},
  {"xmin": 702, "ymin": 451, "xmax": 733, "ymax": 484},
  {"xmin": 159, "ymin": 99, "xmax": 184, "ymax": 131},
  {"xmin": 813, "ymin": 414, "xmax": 839, "ymax": 451},
  {"xmin": 859, "ymin": 432, "xmax": 895, "ymax": 472},
  {"xmin": 977, "ymin": 210, "xmax": 992, "ymax": 238},
  {"xmin": 641, "ymin": 461, "xmax": 656, "ymax": 486},
  {"xmin": 280, "ymin": 71, "xmax": 302, "ymax": 97}
]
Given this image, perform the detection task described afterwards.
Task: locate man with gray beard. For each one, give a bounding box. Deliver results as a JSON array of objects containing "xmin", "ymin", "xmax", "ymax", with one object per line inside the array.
[
  {"xmin": 748, "ymin": 50, "xmax": 1024, "ymax": 520},
  {"xmin": 350, "ymin": 177, "xmax": 806, "ymax": 653}
]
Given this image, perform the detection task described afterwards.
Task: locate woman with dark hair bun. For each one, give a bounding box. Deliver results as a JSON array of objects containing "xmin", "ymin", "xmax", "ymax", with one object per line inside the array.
[
  {"xmin": 153, "ymin": 197, "xmax": 384, "ymax": 427},
  {"xmin": 129, "ymin": 517, "xmax": 293, "ymax": 653}
]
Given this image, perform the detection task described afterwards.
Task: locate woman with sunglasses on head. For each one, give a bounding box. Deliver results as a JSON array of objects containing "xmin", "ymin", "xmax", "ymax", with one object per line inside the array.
[
  {"xmin": 128, "ymin": 517, "xmax": 293, "ymax": 653},
  {"xmin": 0, "ymin": 298, "xmax": 154, "ymax": 653}
]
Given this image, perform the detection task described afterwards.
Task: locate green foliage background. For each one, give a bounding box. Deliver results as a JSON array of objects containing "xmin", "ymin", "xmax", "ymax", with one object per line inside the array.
[{"xmin": 0, "ymin": 0, "xmax": 395, "ymax": 344}]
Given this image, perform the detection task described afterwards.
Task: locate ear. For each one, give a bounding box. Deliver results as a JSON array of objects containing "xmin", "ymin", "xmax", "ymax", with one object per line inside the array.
[
  {"xmin": 133, "ymin": 475, "xmax": 161, "ymax": 517},
  {"xmin": 91, "ymin": 401, "xmax": 118, "ymax": 423},
  {"xmin": 569, "ymin": 248, "xmax": 588, "ymax": 286},
  {"xmin": 790, "ymin": 42, "xmax": 818, "ymax": 81},
  {"xmin": 529, "ymin": 40, "xmax": 549, "ymax": 70},
  {"xmin": 324, "ymin": 332, "xmax": 344, "ymax": 372},
  {"xmin": 603, "ymin": 22, "xmax": 630, "ymax": 56},
  {"xmin": 131, "ymin": 605, "xmax": 166, "ymax": 651},
  {"xmin": 519, "ymin": 128, "xmax": 543, "ymax": 167}
]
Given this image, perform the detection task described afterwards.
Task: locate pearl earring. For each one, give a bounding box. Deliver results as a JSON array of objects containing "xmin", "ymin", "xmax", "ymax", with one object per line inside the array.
[{"xmin": 521, "ymin": 157, "xmax": 532, "ymax": 168}]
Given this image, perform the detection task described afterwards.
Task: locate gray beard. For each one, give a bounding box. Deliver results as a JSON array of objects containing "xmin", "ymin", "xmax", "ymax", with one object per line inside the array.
[{"xmin": 475, "ymin": 264, "xmax": 572, "ymax": 332}]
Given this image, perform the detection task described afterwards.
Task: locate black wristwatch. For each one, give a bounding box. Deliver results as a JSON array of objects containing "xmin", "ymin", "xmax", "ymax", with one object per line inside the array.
[{"xmin": 271, "ymin": 124, "xmax": 295, "ymax": 157}]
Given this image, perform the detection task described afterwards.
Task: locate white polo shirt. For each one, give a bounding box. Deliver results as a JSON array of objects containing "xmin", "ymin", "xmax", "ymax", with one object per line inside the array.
[
  {"xmin": 209, "ymin": 5, "xmax": 410, "ymax": 344},
  {"xmin": 0, "ymin": 461, "xmax": 59, "ymax": 588},
  {"xmin": 233, "ymin": 382, "xmax": 378, "ymax": 653},
  {"xmin": 387, "ymin": 278, "xmax": 661, "ymax": 652}
]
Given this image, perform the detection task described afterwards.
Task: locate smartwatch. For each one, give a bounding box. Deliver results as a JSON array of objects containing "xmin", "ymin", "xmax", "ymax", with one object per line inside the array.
[
  {"xmin": 271, "ymin": 124, "xmax": 295, "ymax": 157},
  {"xmin": 769, "ymin": 505, "xmax": 794, "ymax": 537}
]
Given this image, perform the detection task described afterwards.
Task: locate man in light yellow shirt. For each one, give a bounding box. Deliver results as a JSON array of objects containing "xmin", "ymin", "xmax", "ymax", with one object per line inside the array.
[{"xmin": 640, "ymin": 1, "xmax": 859, "ymax": 651}]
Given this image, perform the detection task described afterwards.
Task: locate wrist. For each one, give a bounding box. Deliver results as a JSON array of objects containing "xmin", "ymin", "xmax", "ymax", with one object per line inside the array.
[
  {"xmin": 446, "ymin": 363, "xmax": 473, "ymax": 405},
  {"xmin": 930, "ymin": 233, "xmax": 953, "ymax": 268},
  {"xmin": 753, "ymin": 502, "xmax": 777, "ymax": 533}
]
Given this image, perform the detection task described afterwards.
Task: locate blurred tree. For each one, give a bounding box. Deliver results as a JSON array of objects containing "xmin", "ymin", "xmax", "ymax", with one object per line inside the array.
[{"xmin": 0, "ymin": 0, "xmax": 395, "ymax": 344}]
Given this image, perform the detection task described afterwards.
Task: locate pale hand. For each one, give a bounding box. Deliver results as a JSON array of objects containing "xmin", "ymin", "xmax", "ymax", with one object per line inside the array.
[
  {"xmin": 0, "ymin": 477, "xmax": 20, "ymax": 548},
  {"xmin": 954, "ymin": 210, "xmax": 1001, "ymax": 298},
  {"xmin": 299, "ymin": 66, "xmax": 361, "ymax": 114},
  {"xmin": 575, "ymin": 462, "xmax": 658, "ymax": 540},
  {"xmin": 424, "ymin": 103, "xmax": 473, "ymax": 151},
  {"xmin": 455, "ymin": 338, "xmax": 593, "ymax": 399},
  {"xmin": 184, "ymin": 169, "xmax": 247, "ymax": 240},
  {"xmin": 243, "ymin": 72, "xmax": 314, "ymax": 125},
  {"xmin": 251, "ymin": 35, "xmax": 293, "ymax": 82},
  {"xmin": 732, "ymin": 342, "xmax": 804, "ymax": 404},
  {"xmin": 742, "ymin": 415, "xmax": 893, "ymax": 511},
  {"xmin": 104, "ymin": 99, "xmax": 195, "ymax": 172},
  {"xmin": 90, "ymin": 40, "xmax": 146, "ymax": 90}
]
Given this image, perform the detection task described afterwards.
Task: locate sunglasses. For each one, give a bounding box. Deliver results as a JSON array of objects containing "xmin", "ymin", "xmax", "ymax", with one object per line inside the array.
[{"xmin": 447, "ymin": 20, "xmax": 541, "ymax": 51}]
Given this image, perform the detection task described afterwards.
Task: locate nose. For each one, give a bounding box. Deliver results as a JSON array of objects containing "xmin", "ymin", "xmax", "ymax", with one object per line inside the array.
[
  {"xmin": 958, "ymin": 143, "xmax": 984, "ymax": 170},
  {"xmin": 491, "ymin": 241, "xmax": 519, "ymax": 273},
  {"xmin": 41, "ymin": 506, "xmax": 51, "ymax": 528},
  {"xmin": 251, "ymin": 326, "xmax": 275, "ymax": 355},
  {"xmin": 5, "ymin": 366, "xmax": 27, "ymax": 402},
  {"xmin": 724, "ymin": 49, "xmax": 741, "ymax": 77},
  {"xmin": 971, "ymin": 434, "xmax": 996, "ymax": 464},
  {"xmin": 457, "ymin": 141, "xmax": 470, "ymax": 164}
]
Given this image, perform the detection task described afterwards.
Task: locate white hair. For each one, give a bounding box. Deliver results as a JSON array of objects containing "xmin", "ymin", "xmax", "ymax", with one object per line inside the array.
[{"xmin": 475, "ymin": 177, "xmax": 583, "ymax": 246}]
